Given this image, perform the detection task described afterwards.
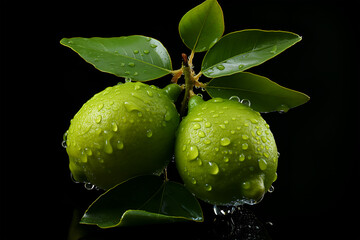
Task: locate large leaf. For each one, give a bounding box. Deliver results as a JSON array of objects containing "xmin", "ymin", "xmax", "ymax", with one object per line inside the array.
[
  {"xmin": 206, "ymin": 72, "xmax": 310, "ymax": 112},
  {"xmin": 179, "ymin": 0, "xmax": 224, "ymax": 52},
  {"xmin": 80, "ymin": 175, "xmax": 203, "ymax": 228},
  {"xmin": 60, "ymin": 35, "xmax": 172, "ymax": 81},
  {"xmin": 201, "ymin": 30, "xmax": 302, "ymax": 78}
]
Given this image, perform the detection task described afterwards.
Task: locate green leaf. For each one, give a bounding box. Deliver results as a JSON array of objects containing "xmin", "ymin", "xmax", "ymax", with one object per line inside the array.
[
  {"xmin": 179, "ymin": 0, "xmax": 224, "ymax": 52},
  {"xmin": 60, "ymin": 35, "xmax": 172, "ymax": 81},
  {"xmin": 206, "ymin": 72, "xmax": 310, "ymax": 112},
  {"xmin": 80, "ymin": 175, "xmax": 203, "ymax": 228},
  {"xmin": 201, "ymin": 30, "xmax": 302, "ymax": 78}
]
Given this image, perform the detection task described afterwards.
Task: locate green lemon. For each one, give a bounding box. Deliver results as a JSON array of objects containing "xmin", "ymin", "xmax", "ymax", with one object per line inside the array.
[
  {"xmin": 65, "ymin": 82, "xmax": 181, "ymax": 190},
  {"xmin": 175, "ymin": 96, "xmax": 278, "ymax": 206}
]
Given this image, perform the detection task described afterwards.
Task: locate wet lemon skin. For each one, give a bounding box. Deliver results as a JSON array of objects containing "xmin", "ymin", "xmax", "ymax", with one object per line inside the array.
[
  {"xmin": 66, "ymin": 82, "xmax": 180, "ymax": 190},
  {"xmin": 175, "ymin": 97, "xmax": 278, "ymax": 206}
]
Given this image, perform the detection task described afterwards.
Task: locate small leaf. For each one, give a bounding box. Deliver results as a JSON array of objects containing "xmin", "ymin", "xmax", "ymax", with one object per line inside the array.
[
  {"xmin": 60, "ymin": 35, "xmax": 172, "ymax": 81},
  {"xmin": 80, "ymin": 175, "xmax": 203, "ymax": 228},
  {"xmin": 179, "ymin": 0, "xmax": 224, "ymax": 52},
  {"xmin": 206, "ymin": 72, "xmax": 310, "ymax": 112},
  {"xmin": 201, "ymin": 30, "xmax": 302, "ymax": 78}
]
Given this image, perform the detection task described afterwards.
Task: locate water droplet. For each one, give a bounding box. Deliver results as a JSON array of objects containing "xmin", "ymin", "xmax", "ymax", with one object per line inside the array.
[
  {"xmin": 276, "ymin": 104, "xmax": 290, "ymax": 113},
  {"xmin": 242, "ymin": 143, "xmax": 249, "ymax": 150},
  {"xmin": 187, "ymin": 145, "xmax": 199, "ymax": 161},
  {"xmin": 198, "ymin": 130, "xmax": 206, "ymax": 138},
  {"xmin": 70, "ymin": 172, "xmax": 79, "ymax": 183},
  {"xmin": 242, "ymin": 181, "xmax": 251, "ymax": 190},
  {"xmin": 111, "ymin": 122, "xmax": 118, "ymax": 132},
  {"xmin": 238, "ymin": 64, "xmax": 244, "ymax": 69},
  {"xmin": 150, "ymin": 44, "xmax": 157, "ymax": 48},
  {"xmin": 116, "ymin": 140, "xmax": 124, "ymax": 150},
  {"xmin": 193, "ymin": 123, "xmax": 201, "ymax": 130},
  {"xmin": 95, "ymin": 115, "xmax": 102, "ymax": 123},
  {"xmin": 97, "ymin": 103, "xmax": 104, "ymax": 111},
  {"xmin": 273, "ymin": 172, "xmax": 278, "ymax": 182},
  {"xmin": 80, "ymin": 151, "xmax": 88, "ymax": 162},
  {"xmin": 164, "ymin": 111, "xmax": 172, "ymax": 121},
  {"xmin": 240, "ymin": 99, "xmax": 251, "ymax": 107},
  {"xmin": 219, "ymin": 124, "xmax": 226, "ymax": 129},
  {"xmin": 205, "ymin": 184, "xmax": 212, "ymax": 191},
  {"xmin": 61, "ymin": 140, "xmax": 67, "ymax": 148},
  {"xmin": 190, "ymin": 177, "xmax": 197, "ymax": 185},
  {"xmin": 144, "ymin": 90, "xmax": 153, "ymax": 97},
  {"xmin": 84, "ymin": 183, "xmax": 95, "ymax": 190},
  {"xmin": 242, "ymin": 134, "xmax": 249, "ymax": 140},
  {"xmin": 229, "ymin": 96, "xmax": 241, "ymax": 102},
  {"xmin": 263, "ymin": 152, "xmax": 269, "ymax": 158},
  {"xmin": 216, "ymin": 64, "xmax": 225, "ymax": 70},
  {"xmin": 124, "ymin": 101, "xmax": 141, "ymax": 112},
  {"xmin": 213, "ymin": 98, "xmax": 224, "ymax": 103},
  {"xmin": 208, "ymin": 162, "xmax": 219, "ymax": 175},
  {"xmin": 220, "ymin": 137, "xmax": 231, "ymax": 146},
  {"xmin": 223, "ymin": 156, "xmax": 229, "ymax": 163},
  {"xmin": 104, "ymin": 138, "xmax": 113, "ymax": 154},
  {"xmin": 239, "ymin": 153, "xmax": 245, "ymax": 161},
  {"xmin": 146, "ymin": 129, "xmax": 153, "ymax": 138},
  {"xmin": 193, "ymin": 117, "xmax": 203, "ymax": 122},
  {"xmin": 205, "ymin": 122, "xmax": 212, "ymax": 128},
  {"xmin": 128, "ymin": 62, "xmax": 135, "ymax": 67},
  {"xmin": 143, "ymin": 49, "xmax": 150, "ymax": 54},
  {"xmin": 133, "ymin": 49, "xmax": 139, "ymax": 54},
  {"xmin": 258, "ymin": 158, "xmax": 268, "ymax": 170},
  {"xmin": 268, "ymin": 185, "xmax": 275, "ymax": 193},
  {"xmin": 196, "ymin": 93, "xmax": 203, "ymax": 99},
  {"xmin": 202, "ymin": 139, "xmax": 210, "ymax": 145},
  {"xmin": 270, "ymin": 45, "xmax": 277, "ymax": 54},
  {"xmin": 85, "ymin": 147, "xmax": 92, "ymax": 156},
  {"xmin": 250, "ymin": 119, "xmax": 258, "ymax": 124}
]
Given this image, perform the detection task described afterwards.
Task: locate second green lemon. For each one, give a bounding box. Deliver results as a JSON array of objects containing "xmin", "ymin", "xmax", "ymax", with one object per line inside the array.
[
  {"xmin": 175, "ymin": 96, "xmax": 278, "ymax": 206},
  {"xmin": 65, "ymin": 82, "xmax": 181, "ymax": 190}
]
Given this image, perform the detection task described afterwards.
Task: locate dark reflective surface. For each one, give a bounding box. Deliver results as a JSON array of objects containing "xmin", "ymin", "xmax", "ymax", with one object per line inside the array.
[{"xmin": 67, "ymin": 206, "xmax": 272, "ymax": 240}]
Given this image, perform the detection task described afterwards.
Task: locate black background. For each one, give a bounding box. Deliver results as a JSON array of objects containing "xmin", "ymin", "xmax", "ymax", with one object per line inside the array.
[{"xmin": 2, "ymin": 0, "xmax": 359, "ymax": 239}]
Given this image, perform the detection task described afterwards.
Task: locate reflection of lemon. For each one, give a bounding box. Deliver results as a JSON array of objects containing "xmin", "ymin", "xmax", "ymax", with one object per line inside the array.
[
  {"xmin": 65, "ymin": 82, "xmax": 181, "ymax": 190},
  {"xmin": 175, "ymin": 96, "xmax": 278, "ymax": 206}
]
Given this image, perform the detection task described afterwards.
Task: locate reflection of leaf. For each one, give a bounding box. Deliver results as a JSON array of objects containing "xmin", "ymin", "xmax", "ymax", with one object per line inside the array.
[
  {"xmin": 206, "ymin": 72, "xmax": 310, "ymax": 112},
  {"xmin": 80, "ymin": 175, "xmax": 203, "ymax": 228},
  {"xmin": 179, "ymin": 0, "xmax": 224, "ymax": 52},
  {"xmin": 60, "ymin": 35, "xmax": 172, "ymax": 81},
  {"xmin": 202, "ymin": 30, "xmax": 302, "ymax": 78}
]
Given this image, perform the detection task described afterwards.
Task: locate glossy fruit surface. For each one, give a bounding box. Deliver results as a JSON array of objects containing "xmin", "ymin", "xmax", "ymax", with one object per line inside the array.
[
  {"xmin": 65, "ymin": 82, "xmax": 181, "ymax": 189},
  {"xmin": 175, "ymin": 96, "xmax": 278, "ymax": 206}
]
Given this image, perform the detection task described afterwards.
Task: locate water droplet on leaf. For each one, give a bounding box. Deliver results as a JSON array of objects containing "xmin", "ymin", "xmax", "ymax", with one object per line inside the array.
[
  {"xmin": 241, "ymin": 99, "xmax": 251, "ymax": 107},
  {"xmin": 229, "ymin": 96, "xmax": 241, "ymax": 102},
  {"xmin": 216, "ymin": 64, "xmax": 225, "ymax": 70}
]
